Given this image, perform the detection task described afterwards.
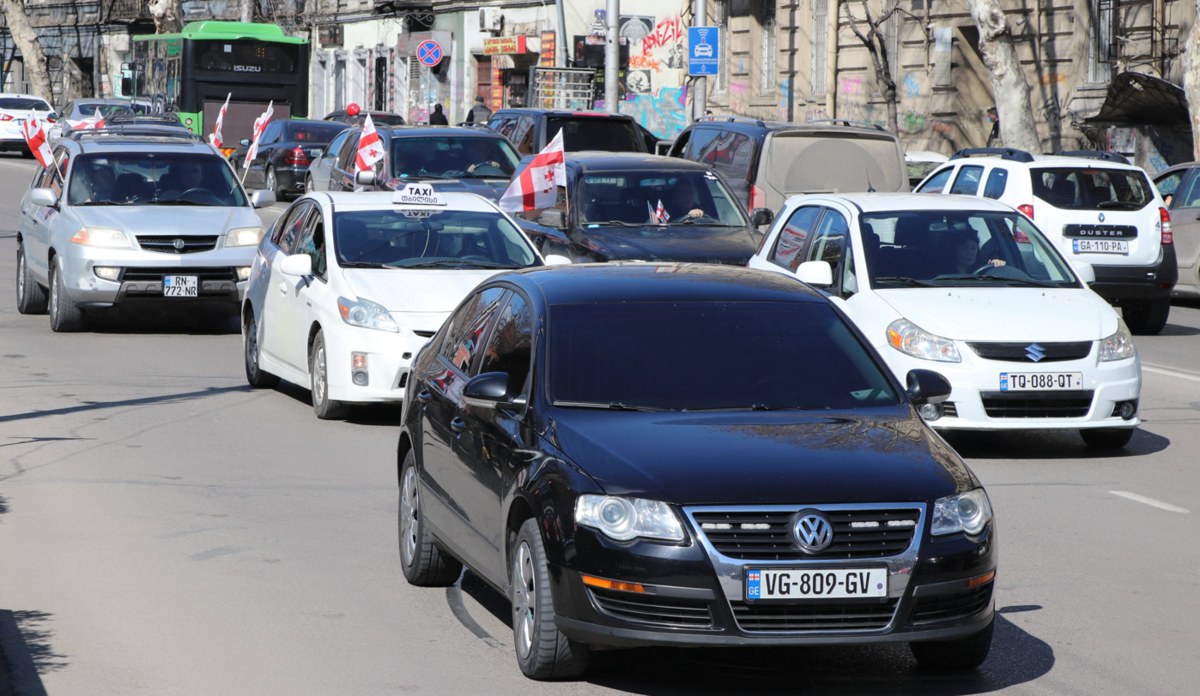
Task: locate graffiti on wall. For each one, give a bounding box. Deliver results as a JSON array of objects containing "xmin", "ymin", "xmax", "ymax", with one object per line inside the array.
[
  {"xmin": 613, "ymin": 12, "xmax": 688, "ymax": 138},
  {"xmin": 623, "ymin": 86, "xmax": 688, "ymax": 140}
]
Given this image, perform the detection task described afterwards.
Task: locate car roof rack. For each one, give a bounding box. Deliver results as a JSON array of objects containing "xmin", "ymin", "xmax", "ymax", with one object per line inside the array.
[
  {"xmin": 1054, "ymin": 150, "xmax": 1130, "ymax": 165},
  {"xmin": 949, "ymin": 147, "xmax": 1035, "ymax": 163},
  {"xmin": 69, "ymin": 125, "xmax": 201, "ymax": 141},
  {"xmin": 805, "ymin": 118, "xmax": 888, "ymax": 132}
]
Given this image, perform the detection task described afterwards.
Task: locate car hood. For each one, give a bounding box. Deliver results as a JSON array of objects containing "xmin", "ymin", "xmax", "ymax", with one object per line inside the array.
[
  {"xmin": 573, "ymin": 224, "xmax": 760, "ymax": 264},
  {"xmin": 873, "ymin": 287, "xmax": 1119, "ymax": 340},
  {"xmin": 384, "ymin": 177, "xmax": 507, "ymax": 201},
  {"xmin": 74, "ymin": 205, "xmax": 260, "ymax": 234},
  {"xmin": 340, "ymin": 267, "xmax": 506, "ymax": 316},
  {"xmin": 545, "ymin": 408, "xmax": 972, "ymax": 505}
]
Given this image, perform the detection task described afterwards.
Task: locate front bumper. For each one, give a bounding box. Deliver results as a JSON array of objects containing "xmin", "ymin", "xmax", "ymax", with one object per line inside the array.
[
  {"xmin": 59, "ymin": 246, "xmax": 256, "ymax": 308},
  {"xmin": 550, "ymin": 503, "xmax": 995, "ymax": 648},
  {"xmin": 321, "ymin": 324, "xmax": 438, "ymax": 404}
]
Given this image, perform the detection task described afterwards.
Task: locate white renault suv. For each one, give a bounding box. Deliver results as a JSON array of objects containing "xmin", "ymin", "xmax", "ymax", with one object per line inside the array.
[
  {"xmin": 748, "ymin": 193, "xmax": 1141, "ymax": 449},
  {"xmin": 915, "ymin": 148, "xmax": 1176, "ymax": 335}
]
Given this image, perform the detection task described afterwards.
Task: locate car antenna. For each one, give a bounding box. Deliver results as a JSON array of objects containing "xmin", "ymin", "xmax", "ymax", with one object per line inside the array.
[{"xmin": 865, "ymin": 169, "xmax": 876, "ymax": 193}]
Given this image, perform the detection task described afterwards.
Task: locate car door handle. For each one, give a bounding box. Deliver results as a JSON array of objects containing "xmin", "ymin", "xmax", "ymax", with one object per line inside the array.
[
  {"xmin": 278, "ymin": 281, "xmax": 288, "ymax": 295},
  {"xmin": 417, "ymin": 390, "xmax": 432, "ymax": 403},
  {"xmin": 450, "ymin": 417, "xmax": 467, "ymax": 433}
]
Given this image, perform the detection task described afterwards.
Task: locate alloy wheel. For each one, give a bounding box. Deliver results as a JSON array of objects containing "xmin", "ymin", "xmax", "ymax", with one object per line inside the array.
[
  {"xmin": 512, "ymin": 541, "xmax": 536, "ymax": 659},
  {"xmin": 400, "ymin": 466, "xmax": 419, "ymax": 566}
]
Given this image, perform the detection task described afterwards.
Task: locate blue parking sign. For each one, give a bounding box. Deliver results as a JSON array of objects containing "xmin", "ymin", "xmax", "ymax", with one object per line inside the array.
[{"xmin": 688, "ymin": 26, "xmax": 719, "ymax": 77}]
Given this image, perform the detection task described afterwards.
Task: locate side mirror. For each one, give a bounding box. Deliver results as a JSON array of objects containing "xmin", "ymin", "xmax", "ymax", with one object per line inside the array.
[
  {"xmin": 239, "ymin": 138, "xmax": 250, "ymax": 147},
  {"xmin": 1072, "ymin": 259, "xmax": 1095, "ymax": 285},
  {"xmin": 463, "ymin": 371, "xmax": 513, "ymax": 409},
  {"xmin": 355, "ymin": 170, "xmax": 376, "ymax": 186},
  {"xmin": 311, "ymin": 147, "xmax": 324, "ymax": 158},
  {"xmin": 30, "ymin": 187, "xmax": 59, "ymax": 207},
  {"xmin": 750, "ymin": 207, "xmax": 775, "ymax": 227},
  {"xmin": 537, "ymin": 208, "xmax": 567, "ymax": 228},
  {"xmin": 543, "ymin": 253, "xmax": 572, "ymax": 266},
  {"xmin": 795, "ymin": 260, "xmax": 833, "ymax": 286},
  {"xmin": 250, "ymin": 189, "xmax": 277, "ymax": 209},
  {"xmin": 279, "ymin": 253, "xmax": 313, "ymax": 277},
  {"xmin": 906, "ymin": 369, "xmax": 952, "ymax": 406}
]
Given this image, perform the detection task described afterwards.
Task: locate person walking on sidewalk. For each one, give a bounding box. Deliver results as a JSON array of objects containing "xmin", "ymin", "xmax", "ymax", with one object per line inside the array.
[
  {"xmin": 465, "ymin": 95, "xmax": 492, "ymax": 124},
  {"xmin": 428, "ymin": 104, "xmax": 449, "ymax": 126}
]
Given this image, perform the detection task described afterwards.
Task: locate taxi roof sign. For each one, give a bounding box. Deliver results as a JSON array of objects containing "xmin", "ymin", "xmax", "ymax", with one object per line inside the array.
[{"xmin": 392, "ymin": 183, "xmax": 447, "ymax": 206}]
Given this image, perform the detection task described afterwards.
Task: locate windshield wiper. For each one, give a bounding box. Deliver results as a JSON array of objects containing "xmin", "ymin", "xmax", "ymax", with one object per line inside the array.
[
  {"xmin": 339, "ymin": 260, "xmax": 389, "ymax": 268},
  {"xmin": 1096, "ymin": 201, "xmax": 1142, "ymax": 209},
  {"xmin": 395, "ymin": 259, "xmax": 517, "ymax": 269},
  {"xmin": 553, "ymin": 400, "xmax": 670, "ymax": 412},
  {"xmin": 935, "ymin": 274, "xmax": 1057, "ymax": 287},
  {"xmin": 872, "ymin": 276, "xmax": 936, "ymax": 287},
  {"xmin": 583, "ymin": 220, "xmax": 643, "ymax": 227}
]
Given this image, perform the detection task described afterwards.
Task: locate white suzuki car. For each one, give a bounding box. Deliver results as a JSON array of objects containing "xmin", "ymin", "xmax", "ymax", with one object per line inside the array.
[
  {"xmin": 748, "ymin": 193, "xmax": 1141, "ymax": 449},
  {"xmin": 242, "ymin": 186, "xmax": 560, "ymax": 419}
]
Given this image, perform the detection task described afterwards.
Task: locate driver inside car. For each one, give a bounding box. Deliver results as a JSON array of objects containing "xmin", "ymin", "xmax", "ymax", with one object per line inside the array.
[
  {"xmin": 159, "ymin": 160, "xmax": 210, "ymax": 198},
  {"xmin": 665, "ymin": 177, "xmax": 708, "ymax": 221}
]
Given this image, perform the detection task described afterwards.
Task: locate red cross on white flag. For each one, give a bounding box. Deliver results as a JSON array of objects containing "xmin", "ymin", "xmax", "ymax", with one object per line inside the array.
[
  {"xmin": 243, "ymin": 101, "xmax": 274, "ymax": 171},
  {"xmin": 355, "ymin": 113, "xmax": 385, "ymax": 173},
  {"xmin": 21, "ymin": 112, "xmax": 52, "ymax": 169},
  {"xmin": 498, "ymin": 129, "xmax": 566, "ymax": 213},
  {"xmin": 209, "ymin": 93, "xmax": 231, "ymax": 148},
  {"xmin": 91, "ymin": 107, "xmax": 106, "ymax": 130}
]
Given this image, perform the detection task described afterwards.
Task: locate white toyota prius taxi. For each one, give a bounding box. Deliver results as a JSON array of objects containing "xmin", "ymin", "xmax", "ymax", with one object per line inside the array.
[
  {"xmin": 242, "ymin": 185, "xmax": 557, "ymax": 419},
  {"xmin": 748, "ymin": 193, "xmax": 1142, "ymax": 449}
]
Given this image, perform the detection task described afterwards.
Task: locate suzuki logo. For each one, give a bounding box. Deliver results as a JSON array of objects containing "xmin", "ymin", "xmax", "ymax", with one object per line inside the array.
[
  {"xmin": 793, "ymin": 512, "xmax": 834, "ymax": 554},
  {"xmin": 1026, "ymin": 343, "xmax": 1047, "ymax": 362}
]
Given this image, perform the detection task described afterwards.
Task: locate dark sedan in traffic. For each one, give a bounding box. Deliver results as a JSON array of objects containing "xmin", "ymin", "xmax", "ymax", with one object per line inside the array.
[
  {"xmin": 233, "ymin": 118, "xmax": 346, "ymax": 200},
  {"xmin": 512, "ymin": 153, "xmax": 773, "ymax": 265},
  {"xmin": 397, "ymin": 263, "xmax": 997, "ymax": 680}
]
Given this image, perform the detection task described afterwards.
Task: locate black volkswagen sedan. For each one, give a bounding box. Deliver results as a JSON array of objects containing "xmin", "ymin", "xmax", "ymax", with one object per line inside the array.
[
  {"xmin": 397, "ymin": 263, "xmax": 997, "ymax": 680},
  {"xmin": 512, "ymin": 153, "xmax": 772, "ymax": 265}
]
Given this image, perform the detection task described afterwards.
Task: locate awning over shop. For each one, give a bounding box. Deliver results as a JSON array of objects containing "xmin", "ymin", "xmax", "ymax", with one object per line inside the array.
[{"xmin": 1085, "ymin": 72, "xmax": 1190, "ymax": 127}]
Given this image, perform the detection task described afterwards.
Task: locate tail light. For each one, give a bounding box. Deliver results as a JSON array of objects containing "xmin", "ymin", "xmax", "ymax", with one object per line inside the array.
[
  {"xmin": 750, "ymin": 185, "xmax": 766, "ymax": 211},
  {"xmin": 0, "ymin": 114, "xmax": 13, "ymax": 122},
  {"xmin": 1017, "ymin": 204, "xmax": 1034, "ymax": 220},
  {"xmin": 1160, "ymin": 207, "xmax": 1173, "ymax": 244},
  {"xmin": 285, "ymin": 146, "xmax": 310, "ymax": 166}
]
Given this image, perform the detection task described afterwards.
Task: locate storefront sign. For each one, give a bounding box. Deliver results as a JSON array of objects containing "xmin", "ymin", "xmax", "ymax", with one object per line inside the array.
[
  {"xmin": 540, "ymin": 31, "xmax": 556, "ymax": 67},
  {"xmin": 483, "ymin": 36, "xmax": 528, "ymax": 55}
]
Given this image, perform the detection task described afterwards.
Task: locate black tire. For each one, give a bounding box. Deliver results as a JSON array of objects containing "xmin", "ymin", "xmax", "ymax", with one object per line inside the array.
[
  {"xmin": 1080, "ymin": 427, "xmax": 1135, "ymax": 450},
  {"xmin": 16, "ymin": 244, "xmax": 48, "ymax": 314},
  {"xmin": 398, "ymin": 450, "xmax": 463, "ymax": 586},
  {"xmin": 266, "ymin": 165, "xmax": 284, "ymax": 200},
  {"xmin": 1123, "ymin": 297, "xmax": 1170, "ymax": 335},
  {"xmin": 48, "ymin": 259, "xmax": 85, "ymax": 332},
  {"xmin": 911, "ymin": 617, "xmax": 994, "ymax": 671},
  {"xmin": 511, "ymin": 518, "xmax": 590, "ymax": 680},
  {"xmin": 243, "ymin": 311, "xmax": 279, "ymax": 388},
  {"xmin": 309, "ymin": 330, "xmax": 349, "ymax": 420},
  {"xmin": 304, "ymin": 175, "xmax": 314, "ymax": 193}
]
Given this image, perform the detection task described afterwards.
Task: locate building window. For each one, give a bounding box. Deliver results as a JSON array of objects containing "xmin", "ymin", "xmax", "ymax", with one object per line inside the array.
[
  {"xmin": 812, "ymin": 0, "xmax": 828, "ymax": 93},
  {"xmin": 1089, "ymin": 0, "xmax": 1115, "ymax": 83},
  {"xmin": 757, "ymin": 3, "xmax": 777, "ymax": 96}
]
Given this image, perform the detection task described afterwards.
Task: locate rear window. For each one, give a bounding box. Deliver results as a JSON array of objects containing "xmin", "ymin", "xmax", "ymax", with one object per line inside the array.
[
  {"xmin": 546, "ymin": 116, "xmax": 645, "ymax": 152},
  {"xmin": 0, "ymin": 97, "xmax": 51, "ymax": 111},
  {"xmin": 283, "ymin": 121, "xmax": 347, "ymax": 143},
  {"xmin": 1031, "ymin": 167, "xmax": 1153, "ymax": 210},
  {"xmin": 763, "ymin": 132, "xmax": 906, "ymax": 194},
  {"xmin": 694, "ymin": 130, "xmax": 757, "ymax": 185}
]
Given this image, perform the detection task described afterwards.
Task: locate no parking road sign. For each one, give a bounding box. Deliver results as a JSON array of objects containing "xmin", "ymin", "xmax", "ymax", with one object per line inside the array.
[{"xmin": 416, "ymin": 39, "xmax": 444, "ymax": 68}]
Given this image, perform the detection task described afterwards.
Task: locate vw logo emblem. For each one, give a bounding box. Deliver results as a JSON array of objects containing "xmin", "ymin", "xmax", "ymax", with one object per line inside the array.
[
  {"xmin": 1098, "ymin": 212, "xmax": 1106, "ymax": 222},
  {"xmin": 172, "ymin": 238, "xmax": 186, "ymax": 251},
  {"xmin": 1025, "ymin": 343, "xmax": 1047, "ymax": 362},
  {"xmin": 793, "ymin": 511, "xmax": 833, "ymax": 554}
]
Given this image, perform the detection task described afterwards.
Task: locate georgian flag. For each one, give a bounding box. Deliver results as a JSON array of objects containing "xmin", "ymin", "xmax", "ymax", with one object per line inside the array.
[
  {"xmin": 91, "ymin": 107, "xmax": 105, "ymax": 130},
  {"xmin": 209, "ymin": 93, "xmax": 230, "ymax": 148},
  {"xmin": 243, "ymin": 101, "xmax": 274, "ymax": 171},
  {"xmin": 656, "ymin": 199, "xmax": 670, "ymax": 223},
  {"xmin": 354, "ymin": 113, "xmax": 385, "ymax": 173},
  {"xmin": 21, "ymin": 112, "xmax": 52, "ymax": 168},
  {"xmin": 498, "ymin": 129, "xmax": 566, "ymax": 213}
]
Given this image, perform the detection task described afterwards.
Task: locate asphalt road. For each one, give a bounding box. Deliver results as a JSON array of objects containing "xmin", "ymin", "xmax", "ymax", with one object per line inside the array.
[{"xmin": 0, "ymin": 153, "xmax": 1197, "ymax": 695}]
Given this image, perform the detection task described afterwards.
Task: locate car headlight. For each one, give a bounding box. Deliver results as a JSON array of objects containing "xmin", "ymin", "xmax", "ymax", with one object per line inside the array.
[
  {"xmin": 1099, "ymin": 319, "xmax": 1136, "ymax": 362},
  {"xmin": 932, "ymin": 489, "xmax": 993, "ymax": 536},
  {"xmin": 337, "ymin": 296, "xmax": 398, "ymax": 333},
  {"xmin": 70, "ymin": 227, "xmax": 130, "ymax": 248},
  {"xmin": 886, "ymin": 319, "xmax": 961, "ymax": 362},
  {"xmin": 575, "ymin": 494, "xmax": 685, "ymax": 542},
  {"xmin": 225, "ymin": 226, "xmax": 264, "ymax": 247}
]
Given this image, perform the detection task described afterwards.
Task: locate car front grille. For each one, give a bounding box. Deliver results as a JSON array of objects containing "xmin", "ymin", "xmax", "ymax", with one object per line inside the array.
[
  {"xmin": 980, "ymin": 390, "xmax": 1094, "ymax": 418},
  {"xmin": 587, "ymin": 587, "xmax": 713, "ymax": 629},
  {"xmin": 730, "ymin": 598, "xmax": 899, "ymax": 632},
  {"xmin": 691, "ymin": 508, "xmax": 921, "ymax": 561},
  {"xmin": 121, "ymin": 267, "xmax": 238, "ymax": 282},
  {"xmin": 909, "ymin": 583, "xmax": 993, "ymax": 625},
  {"xmin": 968, "ymin": 341, "xmax": 1092, "ymax": 362},
  {"xmin": 136, "ymin": 235, "xmax": 221, "ymax": 254}
]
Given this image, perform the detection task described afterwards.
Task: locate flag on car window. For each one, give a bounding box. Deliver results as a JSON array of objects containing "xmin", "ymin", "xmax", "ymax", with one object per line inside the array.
[
  {"xmin": 656, "ymin": 199, "xmax": 670, "ymax": 224},
  {"xmin": 243, "ymin": 101, "xmax": 274, "ymax": 172},
  {"xmin": 209, "ymin": 93, "xmax": 230, "ymax": 148},
  {"xmin": 91, "ymin": 108, "xmax": 105, "ymax": 130},
  {"xmin": 499, "ymin": 129, "xmax": 565, "ymax": 213},
  {"xmin": 354, "ymin": 113, "xmax": 385, "ymax": 173},
  {"xmin": 21, "ymin": 112, "xmax": 52, "ymax": 168}
]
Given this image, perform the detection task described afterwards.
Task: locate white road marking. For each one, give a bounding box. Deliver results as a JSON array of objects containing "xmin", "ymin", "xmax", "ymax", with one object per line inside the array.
[
  {"xmin": 1142, "ymin": 364, "xmax": 1200, "ymax": 383},
  {"xmin": 1110, "ymin": 491, "xmax": 1189, "ymax": 514}
]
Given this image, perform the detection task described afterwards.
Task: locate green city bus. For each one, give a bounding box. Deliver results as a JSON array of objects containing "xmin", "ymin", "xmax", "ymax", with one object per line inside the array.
[{"xmin": 128, "ymin": 21, "xmax": 309, "ymax": 153}]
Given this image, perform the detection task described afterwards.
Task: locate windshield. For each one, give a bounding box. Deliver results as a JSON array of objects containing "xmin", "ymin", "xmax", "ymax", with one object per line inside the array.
[
  {"xmin": 861, "ymin": 210, "xmax": 1079, "ymax": 287},
  {"xmin": 389, "ymin": 136, "xmax": 519, "ymax": 180},
  {"xmin": 74, "ymin": 103, "xmax": 134, "ymax": 119},
  {"xmin": 1031, "ymin": 166, "xmax": 1153, "ymax": 210},
  {"xmin": 67, "ymin": 153, "xmax": 248, "ymax": 207},
  {"xmin": 548, "ymin": 301, "xmax": 899, "ymax": 411},
  {"xmin": 578, "ymin": 170, "xmax": 748, "ymax": 226},
  {"xmin": 333, "ymin": 209, "xmax": 538, "ymax": 269},
  {"xmin": 547, "ymin": 116, "xmax": 644, "ymax": 152}
]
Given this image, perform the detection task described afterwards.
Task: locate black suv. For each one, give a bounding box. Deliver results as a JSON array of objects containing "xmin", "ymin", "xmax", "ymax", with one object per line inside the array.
[
  {"xmin": 486, "ymin": 108, "xmax": 656, "ymax": 155},
  {"xmin": 668, "ymin": 118, "xmax": 908, "ymax": 215}
]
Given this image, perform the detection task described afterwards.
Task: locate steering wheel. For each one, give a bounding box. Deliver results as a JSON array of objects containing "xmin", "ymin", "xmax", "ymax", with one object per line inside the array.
[
  {"xmin": 971, "ymin": 263, "xmax": 998, "ymax": 276},
  {"xmin": 468, "ymin": 161, "xmax": 505, "ymax": 176},
  {"xmin": 460, "ymin": 254, "xmax": 493, "ymax": 263},
  {"xmin": 179, "ymin": 187, "xmax": 220, "ymax": 204}
]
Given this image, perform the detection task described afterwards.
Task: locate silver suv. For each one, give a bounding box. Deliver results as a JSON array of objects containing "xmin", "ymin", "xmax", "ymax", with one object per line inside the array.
[
  {"xmin": 15, "ymin": 126, "xmax": 276, "ymax": 331},
  {"xmin": 916, "ymin": 147, "xmax": 1177, "ymax": 334}
]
